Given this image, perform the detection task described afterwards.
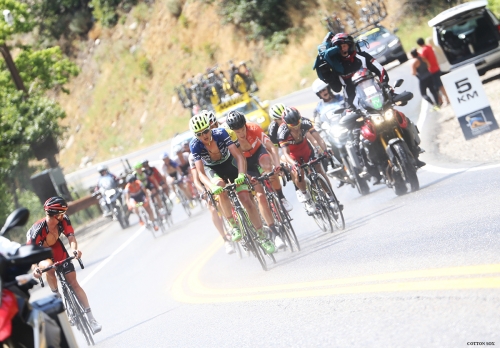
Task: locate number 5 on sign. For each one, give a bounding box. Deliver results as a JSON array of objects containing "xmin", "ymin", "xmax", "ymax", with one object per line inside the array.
[{"xmin": 441, "ymin": 64, "xmax": 499, "ymax": 140}]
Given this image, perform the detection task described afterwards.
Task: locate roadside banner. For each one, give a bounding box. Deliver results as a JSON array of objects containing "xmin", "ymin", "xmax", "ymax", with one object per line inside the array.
[{"xmin": 441, "ymin": 64, "xmax": 498, "ymax": 140}]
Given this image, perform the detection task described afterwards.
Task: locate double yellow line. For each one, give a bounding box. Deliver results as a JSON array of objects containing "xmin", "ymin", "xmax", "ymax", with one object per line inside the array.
[{"xmin": 171, "ymin": 239, "xmax": 500, "ymax": 303}]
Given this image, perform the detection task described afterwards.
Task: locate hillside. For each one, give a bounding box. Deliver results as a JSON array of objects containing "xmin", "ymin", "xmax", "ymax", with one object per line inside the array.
[{"xmin": 56, "ymin": 0, "xmax": 404, "ymax": 172}]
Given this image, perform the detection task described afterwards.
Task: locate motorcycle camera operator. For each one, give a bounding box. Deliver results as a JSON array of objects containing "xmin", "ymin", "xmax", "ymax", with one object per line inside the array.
[
  {"xmin": 95, "ymin": 164, "xmax": 119, "ymax": 217},
  {"xmin": 313, "ymin": 32, "xmax": 426, "ymax": 172}
]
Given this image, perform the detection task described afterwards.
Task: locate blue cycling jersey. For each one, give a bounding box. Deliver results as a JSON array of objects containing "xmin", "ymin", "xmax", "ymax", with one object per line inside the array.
[{"xmin": 190, "ymin": 128, "xmax": 234, "ymax": 167}]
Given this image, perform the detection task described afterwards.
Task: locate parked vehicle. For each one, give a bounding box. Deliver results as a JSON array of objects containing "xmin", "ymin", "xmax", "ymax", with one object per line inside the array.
[
  {"xmin": 355, "ymin": 24, "xmax": 408, "ymax": 65},
  {"xmin": 0, "ymin": 208, "xmax": 78, "ymax": 347},
  {"xmin": 340, "ymin": 68, "xmax": 419, "ymax": 196},
  {"xmin": 428, "ymin": 0, "xmax": 500, "ymax": 75}
]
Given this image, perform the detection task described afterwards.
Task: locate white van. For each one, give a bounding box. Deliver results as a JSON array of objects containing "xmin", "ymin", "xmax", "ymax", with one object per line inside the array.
[{"xmin": 428, "ymin": 0, "xmax": 500, "ymax": 75}]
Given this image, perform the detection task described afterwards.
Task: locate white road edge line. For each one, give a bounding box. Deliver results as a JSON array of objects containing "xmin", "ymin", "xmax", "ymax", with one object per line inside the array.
[
  {"xmin": 80, "ymin": 226, "xmax": 146, "ymax": 286},
  {"xmin": 417, "ymin": 99, "xmax": 428, "ymax": 130}
]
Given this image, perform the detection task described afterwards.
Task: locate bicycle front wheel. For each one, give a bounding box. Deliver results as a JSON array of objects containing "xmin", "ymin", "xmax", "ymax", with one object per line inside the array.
[
  {"xmin": 63, "ymin": 285, "xmax": 95, "ymax": 346},
  {"xmin": 237, "ymin": 210, "xmax": 267, "ymax": 271},
  {"xmin": 317, "ymin": 174, "xmax": 345, "ymax": 231},
  {"xmin": 308, "ymin": 178, "xmax": 333, "ymax": 233}
]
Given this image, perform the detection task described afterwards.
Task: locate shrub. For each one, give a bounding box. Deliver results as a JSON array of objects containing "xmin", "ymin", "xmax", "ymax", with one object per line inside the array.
[{"xmin": 167, "ymin": 0, "xmax": 183, "ymax": 18}]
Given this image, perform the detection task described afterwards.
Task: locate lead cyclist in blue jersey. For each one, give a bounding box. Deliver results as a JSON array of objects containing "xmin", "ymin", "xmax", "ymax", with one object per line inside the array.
[{"xmin": 189, "ymin": 114, "xmax": 275, "ymax": 254}]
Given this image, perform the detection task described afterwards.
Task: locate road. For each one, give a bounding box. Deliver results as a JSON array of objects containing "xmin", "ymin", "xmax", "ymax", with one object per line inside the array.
[{"xmin": 32, "ymin": 61, "xmax": 500, "ymax": 347}]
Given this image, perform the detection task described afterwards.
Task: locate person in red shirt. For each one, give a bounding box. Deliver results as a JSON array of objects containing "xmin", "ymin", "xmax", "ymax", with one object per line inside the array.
[
  {"xmin": 27, "ymin": 196, "xmax": 102, "ymax": 333},
  {"xmin": 417, "ymin": 37, "xmax": 449, "ymax": 105}
]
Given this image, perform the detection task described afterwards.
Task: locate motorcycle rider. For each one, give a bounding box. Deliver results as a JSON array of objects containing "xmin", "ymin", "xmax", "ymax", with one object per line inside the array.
[
  {"xmin": 315, "ymin": 32, "xmax": 426, "ymax": 169},
  {"xmin": 95, "ymin": 164, "xmax": 118, "ymax": 217},
  {"xmin": 28, "ymin": 197, "xmax": 102, "ymax": 334}
]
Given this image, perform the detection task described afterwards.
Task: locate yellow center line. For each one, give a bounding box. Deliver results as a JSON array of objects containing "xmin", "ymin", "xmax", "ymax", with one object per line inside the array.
[{"xmin": 171, "ymin": 238, "xmax": 500, "ymax": 303}]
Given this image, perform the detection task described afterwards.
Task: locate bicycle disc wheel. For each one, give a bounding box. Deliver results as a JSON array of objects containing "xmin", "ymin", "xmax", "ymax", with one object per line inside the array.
[
  {"xmin": 317, "ymin": 174, "xmax": 345, "ymax": 231},
  {"xmin": 309, "ymin": 179, "xmax": 333, "ymax": 233},
  {"xmin": 65, "ymin": 285, "xmax": 95, "ymax": 346},
  {"xmin": 238, "ymin": 211, "xmax": 267, "ymax": 271}
]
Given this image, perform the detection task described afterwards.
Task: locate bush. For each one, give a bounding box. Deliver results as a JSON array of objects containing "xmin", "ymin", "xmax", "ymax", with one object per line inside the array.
[{"xmin": 167, "ymin": 0, "xmax": 184, "ymax": 18}]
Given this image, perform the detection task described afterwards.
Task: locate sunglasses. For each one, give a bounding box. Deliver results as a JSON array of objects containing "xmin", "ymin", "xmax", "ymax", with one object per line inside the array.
[
  {"xmin": 287, "ymin": 122, "xmax": 301, "ymax": 129},
  {"xmin": 195, "ymin": 128, "xmax": 210, "ymax": 137},
  {"xmin": 48, "ymin": 212, "xmax": 65, "ymax": 218}
]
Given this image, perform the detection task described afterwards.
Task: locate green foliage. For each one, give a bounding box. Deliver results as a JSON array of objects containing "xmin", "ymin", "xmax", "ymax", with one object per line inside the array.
[
  {"xmin": 167, "ymin": 0, "xmax": 183, "ymax": 18},
  {"xmin": 0, "ymin": 0, "xmax": 33, "ymax": 44},
  {"xmin": 489, "ymin": 0, "xmax": 500, "ymax": 17},
  {"xmin": 136, "ymin": 53, "xmax": 153, "ymax": 77}
]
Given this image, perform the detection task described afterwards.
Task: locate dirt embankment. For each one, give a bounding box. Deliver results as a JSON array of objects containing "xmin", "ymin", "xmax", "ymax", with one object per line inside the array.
[{"xmin": 55, "ymin": 0, "xmax": 404, "ymax": 172}]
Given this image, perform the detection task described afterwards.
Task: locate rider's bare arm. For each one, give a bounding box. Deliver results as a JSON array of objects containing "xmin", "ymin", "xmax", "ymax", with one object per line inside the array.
[
  {"xmin": 195, "ymin": 160, "xmax": 214, "ymax": 188},
  {"xmin": 281, "ymin": 145, "xmax": 296, "ymax": 165},
  {"xmin": 308, "ymin": 129, "xmax": 328, "ymax": 153},
  {"xmin": 263, "ymin": 138, "xmax": 280, "ymax": 168},
  {"xmin": 67, "ymin": 235, "xmax": 81, "ymax": 259},
  {"xmin": 191, "ymin": 167, "xmax": 204, "ymax": 193},
  {"xmin": 229, "ymin": 143, "xmax": 247, "ymax": 175}
]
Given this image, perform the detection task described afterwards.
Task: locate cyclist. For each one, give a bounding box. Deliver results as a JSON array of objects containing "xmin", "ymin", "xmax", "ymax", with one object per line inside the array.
[
  {"xmin": 134, "ymin": 161, "xmax": 163, "ymax": 209},
  {"xmin": 174, "ymin": 144, "xmax": 197, "ymax": 202},
  {"xmin": 27, "ymin": 197, "xmax": 102, "ymax": 334},
  {"xmin": 226, "ymin": 111, "xmax": 290, "ymax": 247},
  {"xmin": 277, "ymin": 107, "xmax": 339, "ymax": 215},
  {"xmin": 142, "ymin": 159, "xmax": 169, "ymax": 208},
  {"xmin": 161, "ymin": 152, "xmax": 193, "ymax": 204},
  {"xmin": 124, "ymin": 174, "xmax": 158, "ymax": 230},
  {"xmin": 267, "ymin": 103, "xmax": 286, "ymax": 146},
  {"xmin": 189, "ymin": 113, "xmax": 275, "ymax": 254}
]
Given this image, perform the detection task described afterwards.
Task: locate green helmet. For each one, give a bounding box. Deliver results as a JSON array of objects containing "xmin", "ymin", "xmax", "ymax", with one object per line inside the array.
[
  {"xmin": 133, "ymin": 161, "xmax": 143, "ymax": 170},
  {"xmin": 189, "ymin": 114, "xmax": 210, "ymax": 133},
  {"xmin": 270, "ymin": 103, "xmax": 286, "ymax": 120}
]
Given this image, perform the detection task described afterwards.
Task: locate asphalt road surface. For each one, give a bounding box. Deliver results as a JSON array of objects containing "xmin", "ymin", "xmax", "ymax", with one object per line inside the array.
[{"xmin": 32, "ymin": 61, "xmax": 500, "ymax": 347}]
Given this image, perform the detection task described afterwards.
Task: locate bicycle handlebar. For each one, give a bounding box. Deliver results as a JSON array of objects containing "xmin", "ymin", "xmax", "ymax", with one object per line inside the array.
[{"xmin": 37, "ymin": 252, "xmax": 84, "ymax": 288}]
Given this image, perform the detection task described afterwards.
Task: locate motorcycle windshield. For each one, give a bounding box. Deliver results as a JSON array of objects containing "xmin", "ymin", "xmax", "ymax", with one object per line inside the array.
[
  {"xmin": 99, "ymin": 176, "xmax": 116, "ymax": 190},
  {"xmin": 356, "ymin": 79, "xmax": 384, "ymax": 110}
]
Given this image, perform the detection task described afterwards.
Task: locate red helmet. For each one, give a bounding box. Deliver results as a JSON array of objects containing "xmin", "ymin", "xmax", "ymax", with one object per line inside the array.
[{"xmin": 44, "ymin": 196, "xmax": 68, "ymax": 216}]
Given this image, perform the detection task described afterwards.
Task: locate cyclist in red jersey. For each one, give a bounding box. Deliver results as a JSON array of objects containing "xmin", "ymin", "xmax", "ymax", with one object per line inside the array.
[
  {"xmin": 28, "ymin": 197, "xmax": 102, "ymax": 333},
  {"xmin": 277, "ymin": 107, "xmax": 334, "ymax": 214}
]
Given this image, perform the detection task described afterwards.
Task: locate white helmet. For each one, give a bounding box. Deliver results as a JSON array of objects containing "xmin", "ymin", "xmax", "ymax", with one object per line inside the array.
[
  {"xmin": 269, "ymin": 103, "xmax": 286, "ymax": 120},
  {"xmin": 200, "ymin": 109, "xmax": 217, "ymax": 126},
  {"xmin": 312, "ymin": 78, "xmax": 329, "ymax": 94}
]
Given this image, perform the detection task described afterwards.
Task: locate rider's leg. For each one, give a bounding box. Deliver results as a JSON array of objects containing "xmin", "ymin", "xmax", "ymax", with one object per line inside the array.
[
  {"xmin": 254, "ymin": 184, "xmax": 274, "ymax": 227},
  {"xmin": 144, "ymin": 202, "xmax": 155, "ymax": 222},
  {"xmin": 208, "ymin": 200, "xmax": 226, "ymax": 241},
  {"xmin": 314, "ymin": 163, "xmax": 334, "ymax": 192},
  {"xmin": 258, "ymin": 154, "xmax": 286, "ymax": 201},
  {"xmin": 237, "ymin": 191, "xmax": 263, "ymax": 230},
  {"xmin": 179, "ymin": 182, "xmax": 192, "ymax": 201},
  {"xmin": 65, "ymin": 271, "xmax": 102, "ymax": 332},
  {"xmin": 38, "ymin": 259, "xmax": 58, "ymax": 293}
]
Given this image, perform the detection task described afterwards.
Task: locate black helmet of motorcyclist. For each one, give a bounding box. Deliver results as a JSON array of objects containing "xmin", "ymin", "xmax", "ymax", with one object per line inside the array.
[
  {"xmin": 282, "ymin": 107, "xmax": 302, "ymax": 127},
  {"xmin": 126, "ymin": 174, "xmax": 135, "ymax": 183},
  {"xmin": 226, "ymin": 110, "xmax": 246, "ymax": 130},
  {"xmin": 331, "ymin": 33, "xmax": 356, "ymax": 61},
  {"xmin": 97, "ymin": 164, "xmax": 108, "ymax": 176}
]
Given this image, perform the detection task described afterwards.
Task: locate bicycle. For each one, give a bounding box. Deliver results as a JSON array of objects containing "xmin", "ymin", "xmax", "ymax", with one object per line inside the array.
[
  {"xmin": 252, "ymin": 167, "xmax": 301, "ymax": 252},
  {"xmin": 298, "ymin": 152, "xmax": 345, "ymax": 233},
  {"xmin": 158, "ymin": 188, "xmax": 174, "ymax": 227},
  {"xmin": 221, "ymin": 180, "xmax": 276, "ymax": 271},
  {"xmin": 172, "ymin": 178, "xmax": 192, "ymax": 217},
  {"xmin": 136, "ymin": 202, "xmax": 165, "ymax": 236},
  {"xmin": 205, "ymin": 188, "xmax": 243, "ymax": 259},
  {"xmin": 39, "ymin": 254, "xmax": 94, "ymax": 346}
]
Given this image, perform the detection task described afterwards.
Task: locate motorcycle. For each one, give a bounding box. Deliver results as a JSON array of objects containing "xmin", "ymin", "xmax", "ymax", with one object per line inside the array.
[
  {"xmin": 97, "ymin": 175, "xmax": 129, "ymax": 229},
  {"xmin": 321, "ymin": 110, "xmax": 370, "ymax": 196},
  {"xmin": 341, "ymin": 68, "xmax": 420, "ymax": 196},
  {"xmin": 0, "ymin": 208, "xmax": 78, "ymax": 347}
]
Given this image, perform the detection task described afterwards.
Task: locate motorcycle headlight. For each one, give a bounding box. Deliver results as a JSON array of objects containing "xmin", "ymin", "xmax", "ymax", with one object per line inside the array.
[
  {"xmin": 372, "ymin": 115, "xmax": 385, "ymax": 125},
  {"xmin": 331, "ymin": 125, "xmax": 348, "ymax": 138},
  {"xmin": 384, "ymin": 109, "xmax": 395, "ymax": 121},
  {"xmin": 105, "ymin": 189, "xmax": 116, "ymax": 197}
]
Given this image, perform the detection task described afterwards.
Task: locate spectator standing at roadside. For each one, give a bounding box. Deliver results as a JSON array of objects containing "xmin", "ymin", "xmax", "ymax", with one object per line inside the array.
[
  {"xmin": 417, "ymin": 37, "xmax": 449, "ymax": 106},
  {"xmin": 410, "ymin": 49, "xmax": 440, "ymax": 109}
]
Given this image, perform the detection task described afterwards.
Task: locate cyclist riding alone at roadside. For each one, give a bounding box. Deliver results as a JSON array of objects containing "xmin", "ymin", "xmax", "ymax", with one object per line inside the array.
[
  {"xmin": 27, "ymin": 197, "xmax": 102, "ymax": 333},
  {"xmin": 226, "ymin": 110, "xmax": 287, "ymax": 249},
  {"xmin": 189, "ymin": 113, "xmax": 276, "ymax": 254},
  {"xmin": 278, "ymin": 107, "xmax": 340, "ymax": 215},
  {"xmin": 160, "ymin": 152, "xmax": 193, "ymax": 203},
  {"xmin": 123, "ymin": 174, "xmax": 158, "ymax": 230}
]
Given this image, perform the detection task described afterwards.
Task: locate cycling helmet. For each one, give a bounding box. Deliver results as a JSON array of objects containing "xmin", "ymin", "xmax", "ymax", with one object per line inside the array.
[
  {"xmin": 189, "ymin": 114, "xmax": 210, "ymax": 133},
  {"xmin": 161, "ymin": 152, "xmax": 169, "ymax": 159},
  {"xmin": 133, "ymin": 161, "xmax": 143, "ymax": 170},
  {"xmin": 226, "ymin": 110, "xmax": 246, "ymax": 130},
  {"xmin": 200, "ymin": 110, "xmax": 217, "ymax": 126},
  {"xmin": 141, "ymin": 159, "xmax": 149, "ymax": 165},
  {"xmin": 97, "ymin": 164, "xmax": 108, "ymax": 173},
  {"xmin": 312, "ymin": 79, "xmax": 329, "ymax": 94},
  {"xmin": 126, "ymin": 174, "xmax": 135, "ymax": 183},
  {"xmin": 282, "ymin": 107, "xmax": 302, "ymax": 126},
  {"xmin": 269, "ymin": 103, "xmax": 286, "ymax": 120},
  {"xmin": 44, "ymin": 196, "xmax": 68, "ymax": 216}
]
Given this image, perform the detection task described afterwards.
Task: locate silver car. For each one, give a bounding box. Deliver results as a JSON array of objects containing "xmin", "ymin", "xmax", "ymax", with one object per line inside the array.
[{"xmin": 356, "ymin": 25, "xmax": 408, "ymax": 65}]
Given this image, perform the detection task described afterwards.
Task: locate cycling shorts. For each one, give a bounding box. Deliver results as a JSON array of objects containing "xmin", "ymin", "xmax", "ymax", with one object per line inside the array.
[
  {"xmin": 246, "ymin": 144, "xmax": 269, "ymax": 177},
  {"xmin": 51, "ymin": 258, "xmax": 75, "ymax": 275},
  {"xmin": 129, "ymin": 192, "xmax": 146, "ymax": 204},
  {"xmin": 179, "ymin": 163, "xmax": 190, "ymax": 176},
  {"xmin": 206, "ymin": 156, "xmax": 248, "ymax": 192},
  {"xmin": 289, "ymin": 140, "xmax": 316, "ymax": 164}
]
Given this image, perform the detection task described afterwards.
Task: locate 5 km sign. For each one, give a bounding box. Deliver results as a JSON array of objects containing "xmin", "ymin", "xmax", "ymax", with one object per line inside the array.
[{"xmin": 441, "ymin": 64, "xmax": 499, "ymax": 140}]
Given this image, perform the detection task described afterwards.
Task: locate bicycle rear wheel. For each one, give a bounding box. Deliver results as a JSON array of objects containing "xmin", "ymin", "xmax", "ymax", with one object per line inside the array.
[
  {"xmin": 275, "ymin": 195, "xmax": 301, "ymax": 252},
  {"xmin": 238, "ymin": 211, "xmax": 267, "ymax": 271},
  {"xmin": 308, "ymin": 178, "xmax": 333, "ymax": 233},
  {"xmin": 176, "ymin": 186, "xmax": 192, "ymax": 217},
  {"xmin": 63, "ymin": 284, "xmax": 95, "ymax": 346},
  {"xmin": 317, "ymin": 174, "xmax": 345, "ymax": 231}
]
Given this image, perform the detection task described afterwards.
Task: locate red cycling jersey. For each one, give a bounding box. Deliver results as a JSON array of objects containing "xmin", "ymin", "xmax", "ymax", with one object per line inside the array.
[
  {"xmin": 239, "ymin": 122, "xmax": 271, "ymax": 158},
  {"xmin": 26, "ymin": 216, "xmax": 75, "ymax": 262},
  {"xmin": 277, "ymin": 118, "xmax": 316, "ymax": 162}
]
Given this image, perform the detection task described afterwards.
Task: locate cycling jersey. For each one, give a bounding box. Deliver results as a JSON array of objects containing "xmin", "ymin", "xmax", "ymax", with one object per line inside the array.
[
  {"xmin": 144, "ymin": 167, "xmax": 164, "ymax": 185},
  {"xmin": 162, "ymin": 159, "xmax": 179, "ymax": 179},
  {"xmin": 26, "ymin": 216, "xmax": 75, "ymax": 264},
  {"xmin": 124, "ymin": 180, "xmax": 144, "ymax": 197},
  {"xmin": 190, "ymin": 128, "xmax": 234, "ymax": 167},
  {"xmin": 277, "ymin": 118, "xmax": 317, "ymax": 162},
  {"xmin": 221, "ymin": 126, "xmax": 240, "ymax": 147},
  {"xmin": 238, "ymin": 122, "xmax": 271, "ymax": 158},
  {"xmin": 267, "ymin": 121, "xmax": 280, "ymax": 145}
]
